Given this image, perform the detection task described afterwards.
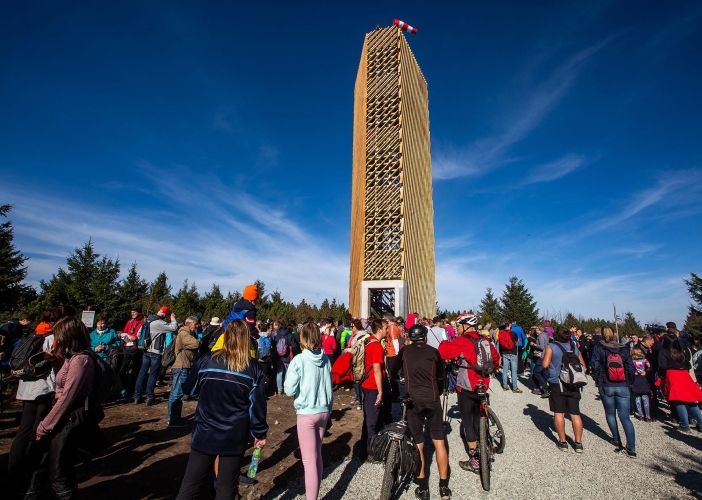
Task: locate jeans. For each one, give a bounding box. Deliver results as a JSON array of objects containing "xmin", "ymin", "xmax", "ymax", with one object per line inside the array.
[
  {"xmin": 354, "ymin": 383, "xmax": 361, "ymax": 402},
  {"xmin": 600, "ymin": 385, "xmax": 636, "ymax": 451},
  {"xmin": 531, "ymin": 362, "xmax": 548, "ymax": 392},
  {"xmin": 135, "ymin": 351, "xmax": 162, "ymax": 401},
  {"xmin": 176, "ymin": 450, "xmax": 243, "ymax": 500},
  {"xmin": 169, "ymin": 368, "xmax": 189, "ymax": 422},
  {"xmin": 674, "ymin": 402, "xmax": 702, "ymax": 429},
  {"xmin": 276, "ymin": 358, "xmax": 289, "ymax": 393},
  {"xmin": 502, "ymin": 354, "xmax": 518, "ymax": 389}
]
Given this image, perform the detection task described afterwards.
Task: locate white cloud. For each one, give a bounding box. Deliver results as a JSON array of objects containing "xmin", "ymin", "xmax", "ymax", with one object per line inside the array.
[
  {"xmin": 524, "ymin": 154, "xmax": 586, "ymax": 184},
  {"xmin": 432, "ymin": 38, "xmax": 611, "ymax": 180}
]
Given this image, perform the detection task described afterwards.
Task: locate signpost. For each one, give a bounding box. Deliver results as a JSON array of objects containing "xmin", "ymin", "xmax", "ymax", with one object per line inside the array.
[{"xmin": 81, "ymin": 310, "xmax": 96, "ymax": 329}]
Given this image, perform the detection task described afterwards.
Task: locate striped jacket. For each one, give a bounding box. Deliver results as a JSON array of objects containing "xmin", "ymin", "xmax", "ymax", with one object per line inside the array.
[{"xmin": 182, "ymin": 352, "xmax": 268, "ymax": 455}]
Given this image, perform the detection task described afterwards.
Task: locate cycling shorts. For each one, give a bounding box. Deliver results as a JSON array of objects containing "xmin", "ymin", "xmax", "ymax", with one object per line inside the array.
[{"xmin": 406, "ymin": 401, "xmax": 445, "ymax": 444}]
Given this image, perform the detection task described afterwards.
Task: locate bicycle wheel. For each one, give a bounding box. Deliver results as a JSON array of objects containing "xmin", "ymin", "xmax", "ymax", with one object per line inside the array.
[
  {"xmin": 479, "ymin": 416, "xmax": 490, "ymax": 492},
  {"xmin": 380, "ymin": 440, "xmax": 400, "ymax": 500},
  {"xmin": 487, "ymin": 406, "xmax": 506, "ymax": 454}
]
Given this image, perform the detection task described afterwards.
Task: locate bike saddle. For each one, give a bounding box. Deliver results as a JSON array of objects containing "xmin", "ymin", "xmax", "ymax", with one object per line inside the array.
[{"xmin": 400, "ymin": 396, "xmax": 412, "ymax": 405}]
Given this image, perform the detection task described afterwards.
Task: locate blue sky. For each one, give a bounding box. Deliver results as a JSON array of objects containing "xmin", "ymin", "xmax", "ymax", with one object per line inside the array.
[{"xmin": 1, "ymin": 2, "xmax": 701, "ymax": 326}]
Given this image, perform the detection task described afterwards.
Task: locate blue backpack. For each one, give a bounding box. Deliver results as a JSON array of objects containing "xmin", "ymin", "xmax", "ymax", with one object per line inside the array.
[
  {"xmin": 137, "ymin": 319, "xmax": 151, "ymax": 348},
  {"xmin": 258, "ymin": 336, "xmax": 272, "ymax": 360}
]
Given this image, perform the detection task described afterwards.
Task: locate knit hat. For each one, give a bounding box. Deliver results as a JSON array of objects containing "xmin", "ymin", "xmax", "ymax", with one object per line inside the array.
[
  {"xmin": 243, "ymin": 284, "xmax": 259, "ymax": 302},
  {"xmin": 159, "ymin": 306, "xmax": 171, "ymax": 316},
  {"xmin": 130, "ymin": 305, "xmax": 142, "ymax": 313}
]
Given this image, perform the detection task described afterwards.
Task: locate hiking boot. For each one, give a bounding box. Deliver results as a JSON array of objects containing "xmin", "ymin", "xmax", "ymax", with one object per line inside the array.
[
  {"xmin": 502, "ymin": 386, "xmax": 510, "ymax": 391},
  {"xmin": 439, "ymin": 486, "xmax": 452, "ymax": 499},
  {"xmin": 133, "ymin": 397, "xmax": 143, "ymax": 405},
  {"xmin": 557, "ymin": 441, "xmax": 569, "ymax": 452},
  {"xmin": 573, "ymin": 442, "xmax": 583, "ymax": 453},
  {"xmin": 540, "ymin": 391, "xmax": 551, "ymax": 399},
  {"xmin": 512, "ymin": 388, "xmax": 523, "ymax": 394},
  {"xmin": 414, "ymin": 487, "xmax": 430, "ymax": 500},
  {"xmin": 622, "ymin": 448, "xmax": 637, "ymax": 458},
  {"xmin": 145, "ymin": 398, "xmax": 157, "ymax": 407}
]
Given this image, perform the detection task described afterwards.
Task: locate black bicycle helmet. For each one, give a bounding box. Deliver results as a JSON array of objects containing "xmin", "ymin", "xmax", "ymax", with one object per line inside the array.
[{"xmin": 407, "ymin": 324, "xmax": 428, "ymax": 342}]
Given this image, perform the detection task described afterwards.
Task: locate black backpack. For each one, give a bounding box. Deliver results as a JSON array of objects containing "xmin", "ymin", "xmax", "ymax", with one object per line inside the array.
[
  {"xmin": 10, "ymin": 334, "xmax": 52, "ymax": 381},
  {"xmin": 86, "ymin": 351, "xmax": 116, "ymax": 408},
  {"xmin": 161, "ymin": 338, "xmax": 177, "ymax": 367}
]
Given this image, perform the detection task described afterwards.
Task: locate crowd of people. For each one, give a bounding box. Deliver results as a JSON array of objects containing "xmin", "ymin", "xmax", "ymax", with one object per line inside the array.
[{"xmin": 2, "ymin": 286, "xmax": 702, "ymax": 500}]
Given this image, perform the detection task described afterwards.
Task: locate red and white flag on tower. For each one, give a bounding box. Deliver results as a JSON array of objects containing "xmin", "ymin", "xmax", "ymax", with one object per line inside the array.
[{"xmin": 393, "ymin": 19, "xmax": 417, "ymax": 34}]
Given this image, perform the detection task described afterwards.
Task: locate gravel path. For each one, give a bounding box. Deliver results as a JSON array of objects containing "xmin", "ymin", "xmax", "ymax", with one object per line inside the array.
[{"xmin": 266, "ymin": 376, "xmax": 702, "ymax": 499}]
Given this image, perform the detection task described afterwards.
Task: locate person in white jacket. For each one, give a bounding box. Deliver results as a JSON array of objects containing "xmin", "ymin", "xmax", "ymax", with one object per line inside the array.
[{"xmin": 284, "ymin": 323, "xmax": 333, "ymax": 500}]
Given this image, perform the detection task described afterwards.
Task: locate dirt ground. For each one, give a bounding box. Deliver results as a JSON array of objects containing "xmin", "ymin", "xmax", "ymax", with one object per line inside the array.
[{"xmin": 0, "ymin": 374, "xmax": 365, "ymax": 499}]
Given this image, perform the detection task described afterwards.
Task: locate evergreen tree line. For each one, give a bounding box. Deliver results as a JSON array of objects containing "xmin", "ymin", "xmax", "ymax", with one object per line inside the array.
[{"xmin": 1, "ymin": 204, "xmax": 701, "ymax": 335}]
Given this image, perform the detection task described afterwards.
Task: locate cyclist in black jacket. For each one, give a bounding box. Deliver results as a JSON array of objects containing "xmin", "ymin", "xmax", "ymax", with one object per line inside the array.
[{"xmin": 391, "ymin": 324, "xmax": 451, "ymax": 500}]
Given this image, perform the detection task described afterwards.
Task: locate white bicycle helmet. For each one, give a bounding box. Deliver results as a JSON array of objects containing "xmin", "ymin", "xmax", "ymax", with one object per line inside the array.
[{"xmin": 456, "ymin": 312, "xmax": 478, "ymax": 327}]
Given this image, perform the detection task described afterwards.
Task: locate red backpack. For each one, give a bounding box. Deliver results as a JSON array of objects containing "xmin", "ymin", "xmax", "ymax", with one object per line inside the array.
[
  {"xmin": 604, "ymin": 347, "xmax": 625, "ymax": 382},
  {"xmin": 498, "ymin": 330, "xmax": 515, "ymax": 351}
]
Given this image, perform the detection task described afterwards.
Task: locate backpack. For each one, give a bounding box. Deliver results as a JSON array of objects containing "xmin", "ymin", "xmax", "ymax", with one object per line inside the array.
[
  {"xmin": 161, "ymin": 338, "xmax": 177, "ymax": 367},
  {"xmin": 276, "ymin": 333, "xmax": 289, "ymax": 356},
  {"xmin": 352, "ymin": 335, "xmax": 375, "ymax": 383},
  {"xmin": 498, "ymin": 331, "xmax": 515, "ymax": 351},
  {"xmin": 604, "ymin": 347, "xmax": 625, "ymax": 382},
  {"xmin": 138, "ymin": 320, "xmax": 151, "ymax": 349},
  {"xmin": 462, "ymin": 336, "xmax": 495, "ymax": 378},
  {"xmin": 106, "ymin": 345, "xmax": 124, "ymax": 372},
  {"xmin": 554, "ymin": 342, "xmax": 587, "ymax": 388},
  {"xmin": 86, "ymin": 351, "xmax": 116, "ymax": 409},
  {"xmin": 258, "ymin": 336, "xmax": 272, "ymax": 360},
  {"xmin": 10, "ymin": 334, "xmax": 52, "ymax": 380}
]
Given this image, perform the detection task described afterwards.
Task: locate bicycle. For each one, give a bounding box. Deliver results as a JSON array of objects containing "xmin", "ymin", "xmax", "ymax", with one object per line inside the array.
[
  {"xmin": 475, "ymin": 380, "xmax": 505, "ymax": 491},
  {"xmin": 378, "ymin": 395, "xmax": 418, "ymax": 500}
]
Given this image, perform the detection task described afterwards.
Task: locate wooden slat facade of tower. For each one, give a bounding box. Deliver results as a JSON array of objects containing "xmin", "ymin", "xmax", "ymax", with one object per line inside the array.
[{"xmin": 349, "ymin": 26, "xmax": 436, "ymax": 318}]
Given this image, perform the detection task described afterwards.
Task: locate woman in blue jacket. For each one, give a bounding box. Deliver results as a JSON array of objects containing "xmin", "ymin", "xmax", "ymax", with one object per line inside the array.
[
  {"xmin": 591, "ymin": 326, "xmax": 637, "ymax": 457},
  {"xmin": 89, "ymin": 316, "xmax": 121, "ymax": 361},
  {"xmin": 176, "ymin": 320, "xmax": 268, "ymax": 500}
]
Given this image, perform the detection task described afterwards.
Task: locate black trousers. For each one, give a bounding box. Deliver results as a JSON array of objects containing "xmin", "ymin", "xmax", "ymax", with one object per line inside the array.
[
  {"xmin": 176, "ymin": 450, "xmax": 244, "ymax": 500},
  {"xmin": 360, "ymin": 382, "xmax": 392, "ymax": 457},
  {"xmin": 457, "ymin": 390, "xmax": 480, "ymax": 443},
  {"xmin": 8, "ymin": 393, "xmax": 54, "ymax": 498},
  {"xmin": 386, "ymin": 356, "xmax": 400, "ymax": 398},
  {"xmin": 119, "ymin": 348, "xmax": 143, "ymax": 396}
]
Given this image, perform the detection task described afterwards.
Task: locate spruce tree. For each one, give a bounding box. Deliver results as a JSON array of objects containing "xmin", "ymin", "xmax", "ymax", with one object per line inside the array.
[
  {"xmin": 117, "ymin": 263, "xmax": 148, "ymax": 321},
  {"xmin": 145, "ymin": 272, "xmax": 172, "ymax": 314},
  {"xmin": 172, "ymin": 279, "xmax": 200, "ymax": 320},
  {"xmin": 0, "ymin": 204, "xmax": 34, "ymax": 315},
  {"xmin": 499, "ymin": 276, "xmax": 540, "ymax": 329},
  {"xmin": 683, "ymin": 272, "xmax": 702, "ymax": 337},
  {"xmin": 619, "ymin": 311, "xmax": 643, "ymax": 338},
  {"xmin": 478, "ymin": 287, "xmax": 501, "ymax": 325},
  {"xmin": 201, "ymin": 283, "xmax": 230, "ymax": 321}
]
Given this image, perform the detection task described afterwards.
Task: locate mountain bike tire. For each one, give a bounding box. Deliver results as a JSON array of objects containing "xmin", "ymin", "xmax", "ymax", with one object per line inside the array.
[
  {"xmin": 479, "ymin": 416, "xmax": 491, "ymax": 491},
  {"xmin": 488, "ymin": 406, "xmax": 506, "ymax": 454},
  {"xmin": 380, "ymin": 440, "xmax": 400, "ymax": 500}
]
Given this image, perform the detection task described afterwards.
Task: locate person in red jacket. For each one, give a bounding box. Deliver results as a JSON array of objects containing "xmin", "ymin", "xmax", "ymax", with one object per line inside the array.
[
  {"xmin": 438, "ymin": 313, "xmax": 500, "ymax": 474},
  {"xmin": 120, "ymin": 305, "xmax": 145, "ymax": 402}
]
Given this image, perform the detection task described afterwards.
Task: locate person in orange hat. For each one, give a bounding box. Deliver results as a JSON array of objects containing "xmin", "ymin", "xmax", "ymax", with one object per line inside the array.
[{"xmin": 211, "ymin": 285, "xmax": 259, "ymax": 351}]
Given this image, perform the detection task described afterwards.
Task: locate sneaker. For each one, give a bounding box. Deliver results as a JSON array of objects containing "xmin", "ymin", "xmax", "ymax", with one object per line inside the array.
[
  {"xmin": 623, "ymin": 448, "xmax": 637, "ymax": 458},
  {"xmin": 458, "ymin": 451, "xmax": 480, "ymax": 473},
  {"xmin": 351, "ymin": 399, "xmax": 361, "ymax": 406},
  {"xmin": 645, "ymin": 417, "xmax": 653, "ymax": 423},
  {"xmin": 167, "ymin": 419, "xmax": 188, "ymax": 428},
  {"xmin": 145, "ymin": 398, "xmax": 157, "ymax": 407},
  {"xmin": 502, "ymin": 386, "xmax": 510, "ymax": 391},
  {"xmin": 439, "ymin": 486, "xmax": 452, "ymax": 500},
  {"xmin": 512, "ymin": 388, "xmax": 523, "ymax": 394},
  {"xmin": 134, "ymin": 398, "xmax": 143, "ymax": 405},
  {"xmin": 679, "ymin": 426, "xmax": 692, "ymax": 434},
  {"xmin": 531, "ymin": 389, "xmax": 542, "ymax": 395},
  {"xmin": 414, "ymin": 487, "xmax": 430, "ymax": 500},
  {"xmin": 155, "ymin": 381, "xmax": 166, "ymax": 387},
  {"xmin": 540, "ymin": 391, "xmax": 551, "ymax": 399},
  {"xmin": 573, "ymin": 442, "xmax": 583, "ymax": 453},
  {"xmin": 557, "ymin": 441, "xmax": 569, "ymax": 452}
]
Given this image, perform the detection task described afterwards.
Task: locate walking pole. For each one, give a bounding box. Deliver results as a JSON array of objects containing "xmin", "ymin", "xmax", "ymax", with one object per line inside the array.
[{"xmin": 442, "ymin": 363, "xmax": 450, "ymax": 424}]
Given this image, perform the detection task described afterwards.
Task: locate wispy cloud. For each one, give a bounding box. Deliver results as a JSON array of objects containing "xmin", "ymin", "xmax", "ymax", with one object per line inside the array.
[
  {"xmin": 524, "ymin": 154, "xmax": 587, "ymax": 185},
  {"xmin": 610, "ymin": 244, "xmax": 664, "ymax": 258},
  {"xmin": 2, "ymin": 163, "xmax": 350, "ymax": 306},
  {"xmin": 212, "ymin": 106, "xmax": 239, "ymax": 133},
  {"xmin": 432, "ymin": 39, "xmax": 612, "ymax": 180}
]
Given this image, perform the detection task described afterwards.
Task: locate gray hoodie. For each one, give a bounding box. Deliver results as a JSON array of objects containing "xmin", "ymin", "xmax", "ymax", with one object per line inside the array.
[{"xmin": 147, "ymin": 315, "xmax": 178, "ymax": 354}]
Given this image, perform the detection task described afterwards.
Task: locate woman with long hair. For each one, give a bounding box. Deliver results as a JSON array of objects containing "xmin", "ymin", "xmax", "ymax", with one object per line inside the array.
[
  {"xmin": 659, "ymin": 337, "xmax": 702, "ymax": 433},
  {"xmin": 284, "ymin": 323, "xmax": 333, "ymax": 500},
  {"xmin": 321, "ymin": 326, "xmax": 337, "ymax": 364},
  {"xmin": 33, "ymin": 316, "xmax": 96, "ymax": 499},
  {"xmin": 176, "ymin": 320, "xmax": 268, "ymax": 500},
  {"xmin": 591, "ymin": 326, "xmax": 637, "ymax": 457}
]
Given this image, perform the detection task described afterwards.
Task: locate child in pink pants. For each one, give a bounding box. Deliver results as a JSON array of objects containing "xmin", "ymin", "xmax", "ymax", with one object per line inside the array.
[{"xmin": 284, "ymin": 324, "xmax": 334, "ymax": 500}]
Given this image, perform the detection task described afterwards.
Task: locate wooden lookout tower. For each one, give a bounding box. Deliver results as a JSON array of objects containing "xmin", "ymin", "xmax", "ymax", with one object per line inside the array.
[{"xmin": 349, "ymin": 24, "xmax": 436, "ymax": 319}]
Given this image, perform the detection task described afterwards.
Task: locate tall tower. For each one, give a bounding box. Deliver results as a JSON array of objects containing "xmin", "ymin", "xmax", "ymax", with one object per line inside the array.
[{"xmin": 349, "ymin": 25, "xmax": 436, "ymax": 319}]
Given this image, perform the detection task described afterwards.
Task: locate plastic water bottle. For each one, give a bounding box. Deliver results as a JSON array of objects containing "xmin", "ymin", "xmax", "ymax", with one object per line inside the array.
[{"xmin": 247, "ymin": 444, "xmax": 262, "ymax": 478}]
